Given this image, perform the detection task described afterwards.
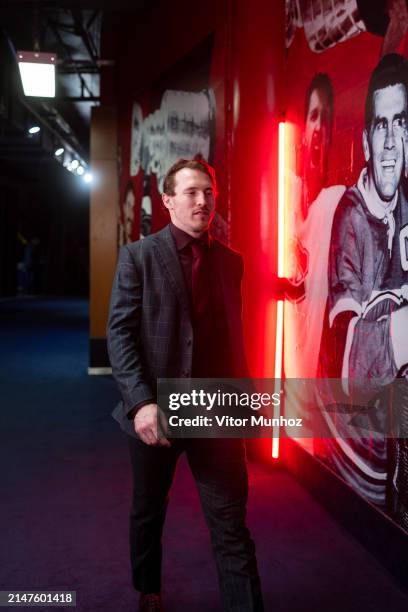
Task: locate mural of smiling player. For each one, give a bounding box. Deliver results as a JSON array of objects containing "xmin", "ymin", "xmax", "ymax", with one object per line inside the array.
[
  {"xmin": 318, "ymin": 53, "xmax": 408, "ymax": 525},
  {"xmin": 284, "ymin": 0, "xmax": 408, "ymax": 532}
]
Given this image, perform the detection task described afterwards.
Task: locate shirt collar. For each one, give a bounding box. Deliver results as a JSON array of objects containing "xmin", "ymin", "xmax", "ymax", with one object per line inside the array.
[
  {"xmin": 357, "ymin": 167, "xmax": 397, "ymax": 255},
  {"xmin": 357, "ymin": 167, "xmax": 398, "ymax": 219},
  {"xmin": 170, "ymin": 222, "xmax": 209, "ymax": 251}
]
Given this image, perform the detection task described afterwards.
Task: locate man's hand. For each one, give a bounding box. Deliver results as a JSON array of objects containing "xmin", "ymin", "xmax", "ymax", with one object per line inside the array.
[{"xmin": 134, "ymin": 403, "xmax": 170, "ymax": 447}]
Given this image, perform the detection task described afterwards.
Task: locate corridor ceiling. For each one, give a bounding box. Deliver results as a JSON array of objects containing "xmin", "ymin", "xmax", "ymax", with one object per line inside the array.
[{"xmin": 1, "ymin": 0, "xmax": 155, "ymax": 166}]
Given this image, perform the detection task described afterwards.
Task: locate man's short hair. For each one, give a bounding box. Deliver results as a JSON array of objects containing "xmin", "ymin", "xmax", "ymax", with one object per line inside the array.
[
  {"xmin": 163, "ymin": 156, "xmax": 217, "ymax": 196},
  {"xmin": 365, "ymin": 53, "xmax": 408, "ymax": 131},
  {"xmin": 304, "ymin": 72, "xmax": 334, "ymax": 131}
]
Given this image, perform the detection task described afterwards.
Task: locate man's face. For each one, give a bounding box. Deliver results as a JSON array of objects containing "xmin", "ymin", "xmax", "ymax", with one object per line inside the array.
[
  {"xmin": 304, "ymin": 88, "xmax": 331, "ymax": 182},
  {"xmin": 162, "ymin": 168, "xmax": 215, "ymax": 236},
  {"xmin": 364, "ymin": 83, "xmax": 407, "ymax": 202}
]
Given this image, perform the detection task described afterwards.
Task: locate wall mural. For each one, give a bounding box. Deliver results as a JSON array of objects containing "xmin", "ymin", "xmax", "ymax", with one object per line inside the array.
[
  {"xmin": 284, "ymin": 0, "xmax": 408, "ymax": 532},
  {"xmin": 286, "ymin": 0, "xmax": 408, "ymax": 55},
  {"xmin": 118, "ymin": 90, "xmax": 215, "ymax": 246}
]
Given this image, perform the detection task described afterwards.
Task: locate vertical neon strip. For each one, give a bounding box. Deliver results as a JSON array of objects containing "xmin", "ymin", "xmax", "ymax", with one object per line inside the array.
[
  {"xmin": 272, "ymin": 300, "xmax": 283, "ymax": 457},
  {"xmin": 273, "ymin": 122, "xmax": 286, "ymax": 459},
  {"xmin": 277, "ymin": 121, "xmax": 285, "ymax": 279}
]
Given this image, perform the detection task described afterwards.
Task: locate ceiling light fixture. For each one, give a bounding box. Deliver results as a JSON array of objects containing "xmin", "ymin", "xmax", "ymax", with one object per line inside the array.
[{"xmin": 17, "ymin": 51, "xmax": 56, "ymax": 98}]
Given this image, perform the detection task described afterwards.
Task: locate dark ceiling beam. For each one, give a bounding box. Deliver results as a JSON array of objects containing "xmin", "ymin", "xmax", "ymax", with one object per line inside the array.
[
  {"xmin": 58, "ymin": 58, "xmax": 114, "ymax": 74},
  {"xmin": 58, "ymin": 96, "xmax": 100, "ymax": 102},
  {"xmin": 59, "ymin": 66, "xmax": 100, "ymax": 74},
  {"xmin": 86, "ymin": 9, "xmax": 100, "ymax": 31},
  {"xmin": 70, "ymin": 8, "xmax": 99, "ymax": 67},
  {"xmin": 46, "ymin": 17, "xmax": 95, "ymax": 99}
]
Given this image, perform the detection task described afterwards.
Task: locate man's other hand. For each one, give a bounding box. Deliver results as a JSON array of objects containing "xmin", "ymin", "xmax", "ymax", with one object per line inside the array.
[{"xmin": 134, "ymin": 403, "xmax": 171, "ymax": 447}]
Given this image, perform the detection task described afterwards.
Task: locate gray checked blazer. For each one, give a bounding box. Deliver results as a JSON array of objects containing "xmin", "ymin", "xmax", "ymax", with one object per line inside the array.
[{"xmin": 107, "ymin": 224, "xmax": 249, "ymax": 437}]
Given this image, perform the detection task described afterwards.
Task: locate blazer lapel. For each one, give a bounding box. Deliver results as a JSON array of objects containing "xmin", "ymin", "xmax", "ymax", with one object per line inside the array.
[{"xmin": 152, "ymin": 225, "xmax": 190, "ymax": 313}]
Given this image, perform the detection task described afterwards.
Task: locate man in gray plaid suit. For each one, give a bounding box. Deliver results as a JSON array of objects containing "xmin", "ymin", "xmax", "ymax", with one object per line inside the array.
[{"xmin": 107, "ymin": 158, "xmax": 263, "ymax": 611}]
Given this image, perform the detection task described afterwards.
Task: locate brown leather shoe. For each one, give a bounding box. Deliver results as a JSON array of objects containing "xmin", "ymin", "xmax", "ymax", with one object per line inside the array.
[{"xmin": 139, "ymin": 593, "xmax": 163, "ymax": 611}]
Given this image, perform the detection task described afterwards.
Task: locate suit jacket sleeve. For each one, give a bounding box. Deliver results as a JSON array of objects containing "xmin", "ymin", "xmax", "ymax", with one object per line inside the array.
[{"xmin": 107, "ymin": 244, "xmax": 155, "ymax": 415}]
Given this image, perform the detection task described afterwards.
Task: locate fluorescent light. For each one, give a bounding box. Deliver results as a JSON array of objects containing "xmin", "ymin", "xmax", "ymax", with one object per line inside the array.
[
  {"xmin": 71, "ymin": 159, "xmax": 79, "ymax": 170},
  {"xmin": 28, "ymin": 126, "xmax": 40, "ymax": 134},
  {"xmin": 55, "ymin": 147, "xmax": 64, "ymax": 156},
  {"xmin": 272, "ymin": 300, "xmax": 284, "ymax": 459},
  {"xmin": 17, "ymin": 51, "xmax": 56, "ymax": 98},
  {"xmin": 271, "ymin": 121, "xmax": 287, "ymax": 460},
  {"xmin": 278, "ymin": 121, "xmax": 286, "ymax": 278},
  {"xmin": 76, "ymin": 166, "xmax": 84, "ymax": 176},
  {"xmin": 83, "ymin": 172, "xmax": 93, "ymax": 183}
]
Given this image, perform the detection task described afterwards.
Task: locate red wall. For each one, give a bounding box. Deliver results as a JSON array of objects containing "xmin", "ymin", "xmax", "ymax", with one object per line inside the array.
[
  {"xmin": 100, "ymin": 0, "xmax": 286, "ymax": 382},
  {"xmin": 228, "ymin": 1, "xmax": 285, "ymax": 377}
]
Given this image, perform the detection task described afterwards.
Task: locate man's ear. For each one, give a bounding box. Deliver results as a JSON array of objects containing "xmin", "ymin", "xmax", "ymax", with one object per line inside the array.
[
  {"xmin": 363, "ymin": 129, "xmax": 370, "ymax": 163},
  {"xmin": 162, "ymin": 193, "xmax": 172, "ymax": 211}
]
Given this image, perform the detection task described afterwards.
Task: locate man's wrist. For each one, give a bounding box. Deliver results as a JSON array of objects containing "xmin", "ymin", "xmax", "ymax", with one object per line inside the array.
[{"xmin": 128, "ymin": 400, "xmax": 155, "ymax": 420}]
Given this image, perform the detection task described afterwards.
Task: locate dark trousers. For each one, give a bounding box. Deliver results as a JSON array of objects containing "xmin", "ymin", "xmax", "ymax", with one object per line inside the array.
[{"xmin": 128, "ymin": 436, "xmax": 264, "ymax": 612}]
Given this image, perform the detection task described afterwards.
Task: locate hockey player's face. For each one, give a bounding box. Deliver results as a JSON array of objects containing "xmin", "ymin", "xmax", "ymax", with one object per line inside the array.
[
  {"xmin": 367, "ymin": 83, "xmax": 407, "ymax": 202},
  {"xmin": 162, "ymin": 168, "xmax": 215, "ymax": 236},
  {"xmin": 304, "ymin": 88, "xmax": 331, "ymax": 181}
]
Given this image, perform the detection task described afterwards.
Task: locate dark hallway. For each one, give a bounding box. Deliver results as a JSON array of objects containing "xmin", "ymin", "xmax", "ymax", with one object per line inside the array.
[{"xmin": 1, "ymin": 298, "xmax": 407, "ymax": 611}]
